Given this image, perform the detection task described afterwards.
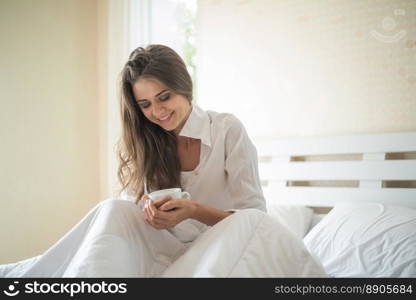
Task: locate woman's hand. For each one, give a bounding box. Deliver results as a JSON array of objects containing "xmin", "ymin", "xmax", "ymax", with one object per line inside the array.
[
  {"xmin": 137, "ymin": 194, "xmax": 149, "ymax": 209},
  {"xmin": 142, "ymin": 196, "xmax": 197, "ymax": 230}
]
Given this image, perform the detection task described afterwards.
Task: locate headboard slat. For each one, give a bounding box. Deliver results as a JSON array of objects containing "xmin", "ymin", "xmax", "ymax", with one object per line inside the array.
[
  {"xmin": 262, "ymin": 187, "xmax": 416, "ymax": 209},
  {"xmin": 255, "ymin": 132, "xmax": 416, "ymax": 156},
  {"xmin": 259, "ymin": 160, "xmax": 416, "ymax": 181}
]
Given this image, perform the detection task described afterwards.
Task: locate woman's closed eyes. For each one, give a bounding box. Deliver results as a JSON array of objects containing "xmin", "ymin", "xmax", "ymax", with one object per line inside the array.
[
  {"xmin": 139, "ymin": 93, "xmax": 171, "ymax": 109},
  {"xmin": 159, "ymin": 93, "xmax": 170, "ymax": 102}
]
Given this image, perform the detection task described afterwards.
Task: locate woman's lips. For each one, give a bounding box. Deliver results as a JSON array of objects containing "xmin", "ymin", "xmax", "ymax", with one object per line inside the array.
[{"xmin": 157, "ymin": 112, "xmax": 173, "ymax": 124}]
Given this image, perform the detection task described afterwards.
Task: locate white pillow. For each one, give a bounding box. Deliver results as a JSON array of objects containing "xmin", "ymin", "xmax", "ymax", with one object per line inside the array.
[
  {"xmin": 266, "ymin": 203, "xmax": 314, "ymax": 238},
  {"xmin": 303, "ymin": 202, "xmax": 416, "ymax": 277}
]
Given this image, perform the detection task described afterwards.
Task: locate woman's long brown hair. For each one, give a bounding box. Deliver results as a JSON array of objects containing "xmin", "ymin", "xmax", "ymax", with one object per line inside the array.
[{"xmin": 116, "ymin": 45, "xmax": 193, "ymax": 203}]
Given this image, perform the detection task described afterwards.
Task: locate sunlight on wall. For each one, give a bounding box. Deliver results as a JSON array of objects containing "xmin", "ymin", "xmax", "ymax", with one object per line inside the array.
[{"xmin": 196, "ymin": 0, "xmax": 416, "ymax": 140}]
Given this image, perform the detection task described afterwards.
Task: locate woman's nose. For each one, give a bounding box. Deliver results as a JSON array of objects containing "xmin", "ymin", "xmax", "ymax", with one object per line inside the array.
[{"xmin": 152, "ymin": 102, "xmax": 167, "ymax": 118}]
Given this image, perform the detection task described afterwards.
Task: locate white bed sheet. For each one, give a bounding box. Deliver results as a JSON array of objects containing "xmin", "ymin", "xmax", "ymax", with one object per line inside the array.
[{"xmin": 1, "ymin": 199, "xmax": 327, "ymax": 278}]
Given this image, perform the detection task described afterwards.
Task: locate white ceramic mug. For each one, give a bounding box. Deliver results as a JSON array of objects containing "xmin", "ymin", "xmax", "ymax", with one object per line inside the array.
[{"xmin": 148, "ymin": 188, "xmax": 191, "ymax": 202}]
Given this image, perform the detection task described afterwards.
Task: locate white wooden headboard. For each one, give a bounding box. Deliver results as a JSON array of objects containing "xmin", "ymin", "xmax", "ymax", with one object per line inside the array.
[{"xmin": 254, "ymin": 131, "xmax": 416, "ymax": 212}]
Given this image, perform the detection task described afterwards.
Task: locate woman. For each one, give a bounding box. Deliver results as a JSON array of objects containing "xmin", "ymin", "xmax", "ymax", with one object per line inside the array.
[
  {"xmin": 118, "ymin": 44, "xmax": 266, "ymax": 231},
  {"xmin": 0, "ymin": 45, "xmax": 326, "ymax": 278}
]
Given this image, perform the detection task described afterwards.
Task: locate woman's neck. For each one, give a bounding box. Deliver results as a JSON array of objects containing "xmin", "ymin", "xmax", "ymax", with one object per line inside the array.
[{"xmin": 173, "ymin": 105, "xmax": 193, "ymax": 135}]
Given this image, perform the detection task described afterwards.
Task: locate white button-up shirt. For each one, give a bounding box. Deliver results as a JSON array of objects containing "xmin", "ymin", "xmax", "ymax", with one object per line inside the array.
[
  {"xmin": 177, "ymin": 105, "xmax": 266, "ymax": 213},
  {"xmin": 122, "ymin": 105, "xmax": 266, "ymax": 213}
]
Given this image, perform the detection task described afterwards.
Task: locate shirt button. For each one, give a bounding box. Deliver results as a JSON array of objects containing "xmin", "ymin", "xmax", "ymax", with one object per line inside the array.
[{"xmin": 195, "ymin": 171, "xmax": 199, "ymax": 175}]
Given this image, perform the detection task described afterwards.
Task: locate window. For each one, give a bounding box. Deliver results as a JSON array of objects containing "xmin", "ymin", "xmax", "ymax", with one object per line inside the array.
[{"xmin": 131, "ymin": 0, "xmax": 198, "ymax": 100}]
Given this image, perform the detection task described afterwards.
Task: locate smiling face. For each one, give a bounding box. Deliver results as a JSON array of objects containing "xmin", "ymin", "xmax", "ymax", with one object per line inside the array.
[{"xmin": 132, "ymin": 78, "xmax": 192, "ymax": 134}]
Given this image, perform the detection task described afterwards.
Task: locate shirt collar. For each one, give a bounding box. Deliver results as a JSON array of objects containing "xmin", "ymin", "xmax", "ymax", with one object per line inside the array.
[{"xmin": 178, "ymin": 105, "xmax": 212, "ymax": 147}]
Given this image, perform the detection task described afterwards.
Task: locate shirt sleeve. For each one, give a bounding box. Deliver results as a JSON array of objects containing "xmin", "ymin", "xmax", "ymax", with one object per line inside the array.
[{"xmin": 223, "ymin": 115, "xmax": 267, "ymax": 213}]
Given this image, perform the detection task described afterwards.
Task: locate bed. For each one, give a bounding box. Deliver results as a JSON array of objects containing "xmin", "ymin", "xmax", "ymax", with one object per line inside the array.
[
  {"xmin": 1, "ymin": 131, "xmax": 415, "ymax": 278},
  {"xmin": 257, "ymin": 131, "xmax": 416, "ymax": 277}
]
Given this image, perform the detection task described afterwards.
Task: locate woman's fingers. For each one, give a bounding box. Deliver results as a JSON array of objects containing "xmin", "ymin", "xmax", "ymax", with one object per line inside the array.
[
  {"xmin": 143, "ymin": 199, "xmax": 152, "ymax": 221},
  {"xmin": 138, "ymin": 194, "xmax": 150, "ymax": 210},
  {"xmin": 148, "ymin": 199, "xmax": 157, "ymax": 217},
  {"xmin": 143, "ymin": 203, "xmax": 165, "ymax": 228},
  {"xmin": 149, "ymin": 201, "xmax": 173, "ymax": 221},
  {"xmin": 159, "ymin": 199, "xmax": 183, "ymax": 211},
  {"xmin": 152, "ymin": 195, "xmax": 172, "ymax": 209},
  {"xmin": 142, "ymin": 196, "xmax": 192, "ymax": 229},
  {"xmin": 143, "ymin": 199, "xmax": 176, "ymax": 229}
]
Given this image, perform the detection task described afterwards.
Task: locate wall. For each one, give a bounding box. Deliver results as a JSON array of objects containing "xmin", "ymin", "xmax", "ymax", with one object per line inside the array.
[
  {"xmin": 196, "ymin": 0, "xmax": 416, "ymax": 140},
  {"xmin": 0, "ymin": 0, "xmax": 101, "ymax": 263}
]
